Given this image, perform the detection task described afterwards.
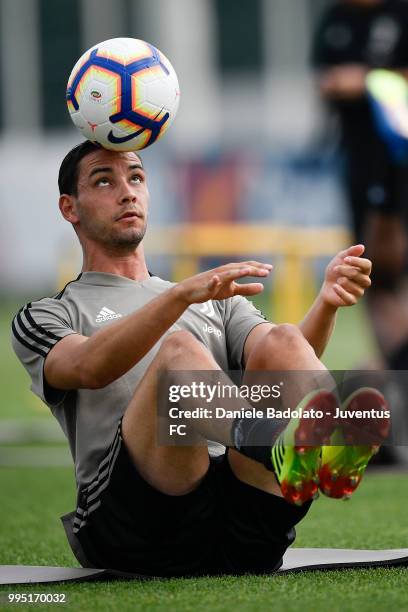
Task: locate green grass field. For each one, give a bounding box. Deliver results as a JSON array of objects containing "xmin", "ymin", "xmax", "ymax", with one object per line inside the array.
[
  {"xmin": 0, "ymin": 468, "xmax": 407, "ymax": 611},
  {"xmin": 1, "ymin": 298, "xmax": 406, "ymax": 612}
]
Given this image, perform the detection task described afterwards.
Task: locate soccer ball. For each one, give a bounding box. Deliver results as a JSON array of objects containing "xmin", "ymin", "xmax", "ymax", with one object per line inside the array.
[{"xmin": 66, "ymin": 37, "xmax": 180, "ymax": 151}]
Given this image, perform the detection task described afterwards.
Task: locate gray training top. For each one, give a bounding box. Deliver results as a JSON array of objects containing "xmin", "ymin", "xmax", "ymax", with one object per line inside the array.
[{"xmin": 11, "ymin": 272, "xmax": 267, "ymax": 488}]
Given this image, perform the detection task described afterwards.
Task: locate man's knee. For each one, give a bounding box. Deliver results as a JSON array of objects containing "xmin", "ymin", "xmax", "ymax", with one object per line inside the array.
[
  {"xmin": 160, "ymin": 330, "xmax": 201, "ymax": 358},
  {"xmin": 262, "ymin": 324, "xmax": 305, "ymax": 349},
  {"xmin": 249, "ymin": 324, "xmax": 311, "ymax": 367},
  {"xmin": 156, "ymin": 330, "xmax": 219, "ymax": 371},
  {"xmin": 268, "ymin": 323, "xmax": 302, "ymax": 340}
]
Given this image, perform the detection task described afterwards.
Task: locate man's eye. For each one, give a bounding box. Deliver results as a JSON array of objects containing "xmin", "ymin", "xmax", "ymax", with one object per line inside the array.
[
  {"xmin": 131, "ymin": 175, "xmax": 143, "ymax": 183},
  {"xmin": 96, "ymin": 178, "xmax": 110, "ymax": 186}
]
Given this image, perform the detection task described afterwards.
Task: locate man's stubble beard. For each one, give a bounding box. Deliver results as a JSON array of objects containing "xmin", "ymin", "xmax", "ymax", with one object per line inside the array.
[
  {"xmin": 78, "ymin": 209, "xmax": 147, "ymax": 252},
  {"xmin": 109, "ymin": 223, "xmax": 147, "ymax": 250}
]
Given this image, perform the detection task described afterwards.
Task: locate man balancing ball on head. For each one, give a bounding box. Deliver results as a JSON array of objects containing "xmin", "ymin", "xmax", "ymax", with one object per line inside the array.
[{"xmin": 11, "ymin": 141, "xmax": 389, "ymax": 576}]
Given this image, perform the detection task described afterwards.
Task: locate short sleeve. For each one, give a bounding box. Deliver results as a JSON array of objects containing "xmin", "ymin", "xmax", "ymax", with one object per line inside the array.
[
  {"xmin": 11, "ymin": 299, "xmax": 77, "ymax": 407},
  {"xmin": 223, "ymin": 295, "xmax": 269, "ymax": 370}
]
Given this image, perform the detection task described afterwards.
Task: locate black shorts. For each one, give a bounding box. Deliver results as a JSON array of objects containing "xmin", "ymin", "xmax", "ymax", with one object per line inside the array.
[
  {"xmin": 62, "ymin": 425, "xmax": 311, "ymax": 577},
  {"xmin": 344, "ymin": 142, "xmax": 408, "ymax": 241}
]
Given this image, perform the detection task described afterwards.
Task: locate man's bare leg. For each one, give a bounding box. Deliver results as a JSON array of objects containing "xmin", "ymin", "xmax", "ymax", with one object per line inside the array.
[
  {"xmin": 122, "ymin": 326, "xmax": 330, "ymax": 498},
  {"xmin": 228, "ymin": 324, "xmax": 329, "ymax": 495},
  {"xmin": 122, "ymin": 330, "xmax": 229, "ymax": 496}
]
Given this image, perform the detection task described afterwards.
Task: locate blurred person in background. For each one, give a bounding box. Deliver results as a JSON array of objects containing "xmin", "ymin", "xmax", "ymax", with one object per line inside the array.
[{"xmin": 313, "ymin": 0, "xmax": 408, "ymax": 376}]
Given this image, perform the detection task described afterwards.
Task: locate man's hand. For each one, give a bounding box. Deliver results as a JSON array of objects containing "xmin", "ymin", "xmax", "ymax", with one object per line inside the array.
[
  {"xmin": 176, "ymin": 261, "xmax": 273, "ymax": 305},
  {"xmin": 320, "ymin": 244, "xmax": 372, "ymax": 308},
  {"xmin": 319, "ymin": 64, "xmax": 367, "ymax": 100}
]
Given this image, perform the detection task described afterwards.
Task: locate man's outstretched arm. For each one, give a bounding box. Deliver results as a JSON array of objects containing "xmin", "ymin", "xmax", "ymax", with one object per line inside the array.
[
  {"xmin": 299, "ymin": 244, "xmax": 372, "ymax": 357},
  {"xmin": 44, "ymin": 261, "xmax": 271, "ymax": 391},
  {"xmin": 243, "ymin": 245, "xmax": 372, "ymax": 365}
]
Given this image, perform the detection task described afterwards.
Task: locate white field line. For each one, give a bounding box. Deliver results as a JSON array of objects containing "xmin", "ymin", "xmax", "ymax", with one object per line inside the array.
[
  {"xmin": 0, "ymin": 419, "xmax": 65, "ymax": 444},
  {"xmin": 0, "ymin": 445, "xmax": 72, "ymax": 467},
  {"xmin": 0, "ymin": 420, "xmax": 70, "ymax": 466}
]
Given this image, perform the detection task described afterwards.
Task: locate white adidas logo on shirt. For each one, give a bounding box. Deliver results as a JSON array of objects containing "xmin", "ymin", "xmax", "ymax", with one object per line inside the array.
[{"xmin": 96, "ymin": 306, "xmax": 123, "ymax": 323}]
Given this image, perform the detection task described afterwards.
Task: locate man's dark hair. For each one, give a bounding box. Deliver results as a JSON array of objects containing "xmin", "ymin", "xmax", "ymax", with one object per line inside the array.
[
  {"xmin": 58, "ymin": 140, "xmax": 102, "ymax": 196},
  {"xmin": 58, "ymin": 140, "xmax": 143, "ymax": 196}
]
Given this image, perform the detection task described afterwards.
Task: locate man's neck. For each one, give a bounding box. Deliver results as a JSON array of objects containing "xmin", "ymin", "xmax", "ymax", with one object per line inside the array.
[{"xmin": 81, "ymin": 244, "xmax": 150, "ymax": 282}]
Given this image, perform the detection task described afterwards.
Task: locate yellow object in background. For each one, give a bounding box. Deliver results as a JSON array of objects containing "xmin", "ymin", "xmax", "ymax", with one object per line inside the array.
[{"xmin": 57, "ymin": 224, "xmax": 350, "ymax": 324}]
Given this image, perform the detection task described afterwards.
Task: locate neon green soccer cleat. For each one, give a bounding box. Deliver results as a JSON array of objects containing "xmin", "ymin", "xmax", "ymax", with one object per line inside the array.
[
  {"xmin": 270, "ymin": 389, "xmax": 338, "ymax": 506},
  {"xmin": 319, "ymin": 387, "xmax": 390, "ymax": 500}
]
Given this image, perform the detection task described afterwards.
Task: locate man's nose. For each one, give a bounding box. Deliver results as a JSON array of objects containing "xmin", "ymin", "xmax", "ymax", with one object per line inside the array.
[
  {"xmin": 120, "ymin": 192, "xmax": 136, "ymax": 204},
  {"xmin": 118, "ymin": 181, "xmax": 137, "ymax": 204}
]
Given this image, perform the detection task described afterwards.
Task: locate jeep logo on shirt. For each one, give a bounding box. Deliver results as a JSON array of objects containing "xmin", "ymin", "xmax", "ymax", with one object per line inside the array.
[{"xmin": 203, "ymin": 323, "xmax": 222, "ymax": 337}]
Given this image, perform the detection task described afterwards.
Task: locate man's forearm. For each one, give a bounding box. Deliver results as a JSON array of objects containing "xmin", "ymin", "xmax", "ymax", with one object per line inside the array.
[
  {"xmin": 298, "ymin": 295, "xmax": 337, "ymax": 358},
  {"xmin": 76, "ymin": 285, "xmax": 189, "ymax": 387},
  {"xmin": 46, "ymin": 261, "xmax": 271, "ymax": 391}
]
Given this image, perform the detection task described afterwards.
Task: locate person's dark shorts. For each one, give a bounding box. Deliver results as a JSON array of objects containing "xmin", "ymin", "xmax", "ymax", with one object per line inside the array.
[
  {"xmin": 62, "ymin": 424, "xmax": 311, "ymax": 577},
  {"xmin": 344, "ymin": 136, "xmax": 408, "ymax": 241}
]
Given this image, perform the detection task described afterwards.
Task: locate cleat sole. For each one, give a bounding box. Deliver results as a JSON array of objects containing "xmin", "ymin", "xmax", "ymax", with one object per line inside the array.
[
  {"xmin": 271, "ymin": 390, "xmax": 338, "ymax": 506},
  {"xmin": 319, "ymin": 387, "xmax": 390, "ymax": 500}
]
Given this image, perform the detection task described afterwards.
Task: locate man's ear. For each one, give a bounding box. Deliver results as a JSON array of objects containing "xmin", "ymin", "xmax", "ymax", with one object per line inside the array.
[{"xmin": 59, "ymin": 194, "xmax": 80, "ymax": 225}]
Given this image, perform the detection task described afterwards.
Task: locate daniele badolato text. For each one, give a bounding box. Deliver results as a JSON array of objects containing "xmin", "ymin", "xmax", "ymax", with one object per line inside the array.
[
  {"xmin": 167, "ymin": 406, "xmax": 391, "ymax": 420},
  {"xmin": 167, "ymin": 383, "xmax": 390, "ymax": 421}
]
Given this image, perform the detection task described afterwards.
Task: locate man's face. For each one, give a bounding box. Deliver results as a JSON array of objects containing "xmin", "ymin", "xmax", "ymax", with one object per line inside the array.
[{"xmin": 72, "ymin": 149, "xmax": 149, "ymax": 251}]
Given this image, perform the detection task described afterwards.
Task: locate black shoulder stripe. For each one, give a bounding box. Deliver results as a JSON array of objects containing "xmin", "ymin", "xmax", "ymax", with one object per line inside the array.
[
  {"xmin": 16, "ymin": 312, "xmax": 55, "ymax": 350},
  {"xmin": 54, "ymin": 273, "xmax": 82, "ymax": 300},
  {"xmin": 24, "ymin": 306, "xmax": 61, "ymax": 341},
  {"xmin": 12, "ymin": 320, "xmax": 47, "ymax": 358}
]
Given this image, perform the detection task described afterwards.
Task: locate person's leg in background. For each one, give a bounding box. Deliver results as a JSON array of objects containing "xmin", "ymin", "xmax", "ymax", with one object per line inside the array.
[
  {"xmin": 346, "ymin": 154, "xmax": 408, "ymax": 462},
  {"xmin": 346, "ymin": 150, "xmax": 408, "ymax": 368}
]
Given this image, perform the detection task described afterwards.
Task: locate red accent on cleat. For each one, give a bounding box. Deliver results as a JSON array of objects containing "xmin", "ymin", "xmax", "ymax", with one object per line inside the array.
[
  {"xmin": 281, "ymin": 479, "xmax": 319, "ymax": 506},
  {"xmin": 319, "ymin": 388, "xmax": 390, "ymax": 500},
  {"xmin": 319, "ymin": 464, "xmax": 360, "ymax": 499},
  {"xmin": 272, "ymin": 390, "xmax": 338, "ymax": 506},
  {"xmin": 340, "ymin": 388, "xmax": 390, "ymax": 446}
]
